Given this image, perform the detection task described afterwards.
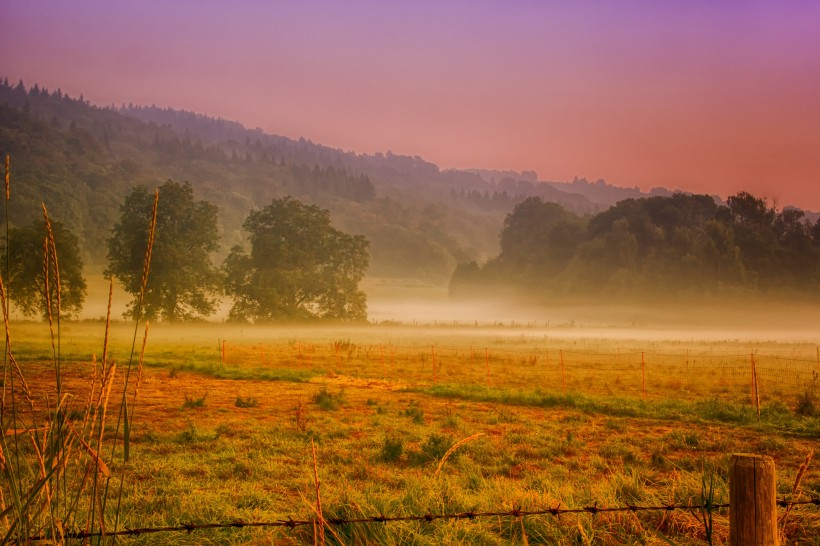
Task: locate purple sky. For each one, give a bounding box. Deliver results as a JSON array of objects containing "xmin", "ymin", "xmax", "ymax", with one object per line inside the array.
[{"xmin": 4, "ymin": 0, "xmax": 820, "ymax": 209}]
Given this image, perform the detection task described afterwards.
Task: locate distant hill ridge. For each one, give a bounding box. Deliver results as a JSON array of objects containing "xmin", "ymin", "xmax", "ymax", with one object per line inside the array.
[{"xmin": 123, "ymin": 105, "xmax": 713, "ymax": 212}]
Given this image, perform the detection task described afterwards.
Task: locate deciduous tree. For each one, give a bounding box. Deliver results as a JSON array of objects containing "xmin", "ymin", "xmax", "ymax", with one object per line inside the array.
[
  {"xmin": 2, "ymin": 220, "xmax": 86, "ymax": 319},
  {"xmin": 106, "ymin": 180, "xmax": 220, "ymax": 321},
  {"xmin": 224, "ymin": 197, "xmax": 368, "ymax": 322}
]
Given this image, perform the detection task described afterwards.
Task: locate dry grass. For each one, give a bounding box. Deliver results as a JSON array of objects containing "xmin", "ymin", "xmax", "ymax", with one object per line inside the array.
[
  {"xmin": 0, "ymin": 165, "xmax": 159, "ymax": 543},
  {"xmin": 434, "ymin": 432, "xmax": 485, "ymax": 477}
]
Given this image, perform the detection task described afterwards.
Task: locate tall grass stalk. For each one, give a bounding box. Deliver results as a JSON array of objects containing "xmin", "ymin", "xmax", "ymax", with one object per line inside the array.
[
  {"xmin": 0, "ymin": 162, "xmax": 158, "ymax": 544},
  {"xmin": 106, "ymin": 188, "xmax": 158, "ymax": 540}
]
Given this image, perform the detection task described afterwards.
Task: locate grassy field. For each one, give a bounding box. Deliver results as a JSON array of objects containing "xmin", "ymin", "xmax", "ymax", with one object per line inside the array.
[{"xmin": 4, "ymin": 320, "xmax": 820, "ymax": 545}]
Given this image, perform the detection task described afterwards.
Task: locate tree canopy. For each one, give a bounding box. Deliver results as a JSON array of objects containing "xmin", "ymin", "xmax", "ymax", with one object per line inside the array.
[
  {"xmin": 224, "ymin": 197, "xmax": 369, "ymax": 322},
  {"xmin": 451, "ymin": 192, "xmax": 820, "ymax": 300},
  {"xmin": 106, "ymin": 180, "xmax": 220, "ymax": 321},
  {"xmin": 2, "ymin": 220, "xmax": 86, "ymax": 319}
]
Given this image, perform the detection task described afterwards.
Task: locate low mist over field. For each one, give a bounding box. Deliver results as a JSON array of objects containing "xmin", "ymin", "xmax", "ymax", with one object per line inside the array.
[{"xmin": 70, "ymin": 272, "xmax": 820, "ymax": 345}]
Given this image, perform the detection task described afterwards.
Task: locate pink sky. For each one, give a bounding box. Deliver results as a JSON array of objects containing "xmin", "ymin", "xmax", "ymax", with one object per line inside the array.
[{"xmin": 3, "ymin": 1, "xmax": 820, "ymax": 210}]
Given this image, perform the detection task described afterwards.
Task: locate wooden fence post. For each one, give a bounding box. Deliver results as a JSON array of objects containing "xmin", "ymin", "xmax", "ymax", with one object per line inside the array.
[
  {"xmin": 641, "ymin": 351, "xmax": 646, "ymax": 399},
  {"xmin": 751, "ymin": 354, "xmax": 761, "ymax": 421},
  {"xmin": 729, "ymin": 453, "xmax": 779, "ymax": 546},
  {"xmin": 485, "ymin": 348, "xmax": 490, "ymax": 386},
  {"xmin": 432, "ymin": 345, "xmax": 437, "ymax": 383}
]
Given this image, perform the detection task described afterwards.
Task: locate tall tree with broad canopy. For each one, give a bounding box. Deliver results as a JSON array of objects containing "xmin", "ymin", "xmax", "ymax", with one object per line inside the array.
[
  {"xmin": 224, "ymin": 196, "xmax": 369, "ymax": 322},
  {"xmin": 2, "ymin": 220, "xmax": 86, "ymax": 319},
  {"xmin": 106, "ymin": 180, "xmax": 220, "ymax": 321}
]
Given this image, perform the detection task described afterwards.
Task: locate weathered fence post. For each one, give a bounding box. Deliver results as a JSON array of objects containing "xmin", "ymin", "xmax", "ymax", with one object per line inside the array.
[
  {"xmin": 485, "ymin": 348, "xmax": 490, "ymax": 386},
  {"xmin": 432, "ymin": 345, "xmax": 437, "ymax": 383},
  {"xmin": 730, "ymin": 453, "xmax": 779, "ymax": 546},
  {"xmin": 641, "ymin": 351, "xmax": 646, "ymax": 399}
]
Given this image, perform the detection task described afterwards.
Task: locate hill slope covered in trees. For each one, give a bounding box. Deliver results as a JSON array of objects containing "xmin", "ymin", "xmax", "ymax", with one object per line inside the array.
[
  {"xmin": 0, "ymin": 80, "xmax": 501, "ymax": 281},
  {"xmin": 1, "ymin": 79, "xmax": 707, "ymax": 283}
]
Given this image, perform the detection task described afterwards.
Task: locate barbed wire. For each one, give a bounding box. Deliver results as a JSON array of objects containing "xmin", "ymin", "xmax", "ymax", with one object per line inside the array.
[{"xmin": 28, "ymin": 498, "xmax": 819, "ymax": 540}]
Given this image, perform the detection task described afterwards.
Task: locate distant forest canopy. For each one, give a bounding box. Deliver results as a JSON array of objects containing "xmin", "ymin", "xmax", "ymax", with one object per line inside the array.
[
  {"xmin": 450, "ymin": 193, "xmax": 820, "ymax": 300},
  {"xmin": 2, "ymin": 78, "xmax": 817, "ymax": 286}
]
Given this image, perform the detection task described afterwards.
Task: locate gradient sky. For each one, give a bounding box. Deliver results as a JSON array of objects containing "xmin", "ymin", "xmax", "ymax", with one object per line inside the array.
[{"xmin": 3, "ymin": 0, "xmax": 820, "ymax": 209}]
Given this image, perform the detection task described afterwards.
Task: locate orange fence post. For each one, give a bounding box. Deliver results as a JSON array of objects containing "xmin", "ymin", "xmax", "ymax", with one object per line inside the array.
[
  {"xmin": 641, "ymin": 351, "xmax": 646, "ymax": 399},
  {"xmin": 485, "ymin": 348, "xmax": 490, "ymax": 386},
  {"xmin": 750, "ymin": 353, "xmax": 756, "ymax": 403},
  {"xmin": 751, "ymin": 353, "xmax": 761, "ymax": 422},
  {"xmin": 432, "ymin": 345, "xmax": 437, "ymax": 383}
]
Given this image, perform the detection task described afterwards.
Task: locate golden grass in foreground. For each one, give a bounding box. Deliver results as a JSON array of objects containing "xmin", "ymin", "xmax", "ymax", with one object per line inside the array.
[{"xmin": 8, "ymin": 322, "xmax": 820, "ymax": 544}]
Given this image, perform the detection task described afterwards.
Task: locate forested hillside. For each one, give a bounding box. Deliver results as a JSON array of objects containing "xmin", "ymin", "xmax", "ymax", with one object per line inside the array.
[
  {"xmin": 5, "ymin": 78, "xmax": 816, "ymax": 291},
  {"xmin": 451, "ymin": 193, "xmax": 820, "ymax": 301},
  {"xmin": 1, "ymin": 79, "xmax": 543, "ymax": 281}
]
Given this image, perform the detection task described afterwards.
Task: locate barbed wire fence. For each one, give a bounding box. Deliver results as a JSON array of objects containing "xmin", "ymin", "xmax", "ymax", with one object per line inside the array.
[{"xmin": 29, "ymin": 498, "xmax": 820, "ymax": 541}]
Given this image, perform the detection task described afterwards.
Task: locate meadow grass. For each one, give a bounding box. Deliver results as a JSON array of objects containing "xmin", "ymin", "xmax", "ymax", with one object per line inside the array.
[{"xmin": 7, "ymin": 323, "xmax": 820, "ymax": 544}]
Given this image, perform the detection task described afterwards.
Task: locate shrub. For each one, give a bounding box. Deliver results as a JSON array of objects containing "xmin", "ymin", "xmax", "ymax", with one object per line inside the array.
[
  {"xmin": 313, "ymin": 387, "xmax": 345, "ymax": 410},
  {"xmin": 182, "ymin": 393, "xmax": 207, "ymax": 408},
  {"xmin": 420, "ymin": 433, "xmax": 453, "ymax": 463},
  {"xmin": 176, "ymin": 421, "xmax": 206, "ymax": 444},
  {"xmin": 404, "ymin": 401, "xmax": 424, "ymax": 424},
  {"xmin": 235, "ymin": 396, "xmax": 259, "ymax": 408},
  {"xmin": 380, "ymin": 437, "xmax": 404, "ymax": 462}
]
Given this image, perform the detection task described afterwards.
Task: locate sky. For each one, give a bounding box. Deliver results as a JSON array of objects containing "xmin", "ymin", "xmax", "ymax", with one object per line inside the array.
[{"xmin": 3, "ymin": 0, "xmax": 820, "ymax": 210}]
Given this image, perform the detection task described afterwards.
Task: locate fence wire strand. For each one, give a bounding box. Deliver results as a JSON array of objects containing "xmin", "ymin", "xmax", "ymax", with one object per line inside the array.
[{"xmin": 30, "ymin": 498, "xmax": 820, "ymax": 540}]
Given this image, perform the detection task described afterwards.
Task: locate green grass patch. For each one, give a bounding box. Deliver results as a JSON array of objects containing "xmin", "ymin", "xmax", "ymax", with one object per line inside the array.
[
  {"xmin": 146, "ymin": 360, "xmax": 318, "ymax": 383},
  {"xmin": 416, "ymin": 383, "xmax": 820, "ymax": 437}
]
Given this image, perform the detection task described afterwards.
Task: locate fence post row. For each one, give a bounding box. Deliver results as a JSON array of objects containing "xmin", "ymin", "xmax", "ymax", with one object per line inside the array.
[{"xmin": 730, "ymin": 453, "xmax": 779, "ymax": 545}]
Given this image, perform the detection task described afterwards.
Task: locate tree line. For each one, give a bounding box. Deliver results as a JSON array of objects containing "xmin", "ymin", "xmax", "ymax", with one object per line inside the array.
[
  {"xmin": 4, "ymin": 180, "xmax": 369, "ymax": 322},
  {"xmin": 450, "ymin": 192, "xmax": 820, "ymax": 300}
]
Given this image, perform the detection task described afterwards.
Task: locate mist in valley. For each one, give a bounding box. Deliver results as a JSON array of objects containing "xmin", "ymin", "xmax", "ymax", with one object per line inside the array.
[{"xmin": 67, "ymin": 271, "xmax": 820, "ymax": 348}]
